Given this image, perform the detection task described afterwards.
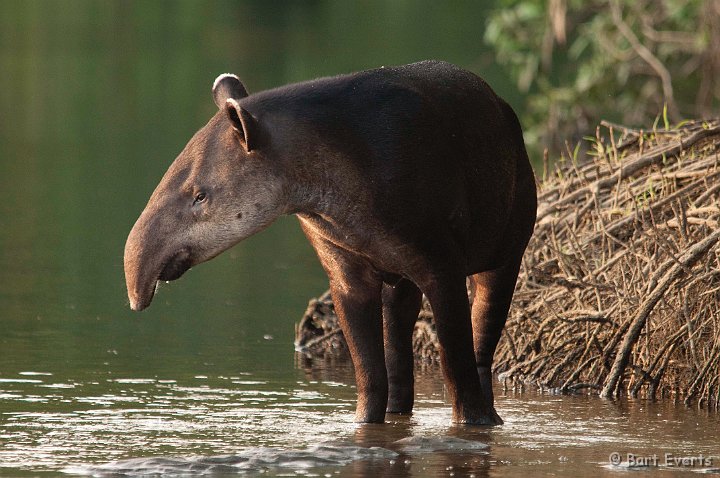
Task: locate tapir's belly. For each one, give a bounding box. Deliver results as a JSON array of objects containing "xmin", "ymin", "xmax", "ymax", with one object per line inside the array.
[{"xmin": 297, "ymin": 190, "xmax": 512, "ymax": 280}]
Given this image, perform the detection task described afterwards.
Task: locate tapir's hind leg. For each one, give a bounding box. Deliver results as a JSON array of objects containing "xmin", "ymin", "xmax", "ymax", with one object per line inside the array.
[
  {"xmin": 382, "ymin": 279, "xmax": 422, "ymax": 413},
  {"xmin": 420, "ymin": 273, "xmax": 498, "ymax": 424},
  {"xmin": 469, "ymin": 257, "xmax": 524, "ymax": 425}
]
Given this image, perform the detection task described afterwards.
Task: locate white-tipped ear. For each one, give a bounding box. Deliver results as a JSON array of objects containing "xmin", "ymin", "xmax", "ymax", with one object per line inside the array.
[
  {"xmin": 213, "ymin": 74, "xmax": 249, "ymax": 108},
  {"xmin": 225, "ymin": 98, "xmax": 256, "ymax": 153}
]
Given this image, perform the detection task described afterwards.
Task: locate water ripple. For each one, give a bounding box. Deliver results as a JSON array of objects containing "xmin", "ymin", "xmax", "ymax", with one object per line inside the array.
[{"xmin": 64, "ymin": 444, "xmax": 399, "ymax": 476}]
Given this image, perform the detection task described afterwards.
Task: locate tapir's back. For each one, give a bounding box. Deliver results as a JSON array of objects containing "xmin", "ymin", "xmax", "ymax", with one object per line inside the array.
[
  {"xmin": 265, "ymin": 62, "xmax": 522, "ymax": 185},
  {"xmin": 384, "ymin": 61, "xmax": 535, "ymax": 269},
  {"xmin": 248, "ymin": 60, "xmax": 536, "ymax": 272},
  {"xmin": 340, "ymin": 61, "xmax": 534, "ymax": 265},
  {"xmin": 381, "ymin": 61, "xmax": 526, "ymax": 213}
]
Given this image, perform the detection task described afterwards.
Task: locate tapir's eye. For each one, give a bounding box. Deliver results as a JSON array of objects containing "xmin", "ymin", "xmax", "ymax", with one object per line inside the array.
[{"xmin": 193, "ymin": 191, "xmax": 207, "ymax": 204}]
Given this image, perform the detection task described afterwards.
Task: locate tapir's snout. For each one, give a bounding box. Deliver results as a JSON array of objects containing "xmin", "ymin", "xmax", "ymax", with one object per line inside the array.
[
  {"xmin": 124, "ymin": 211, "xmax": 192, "ymax": 312},
  {"xmin": 124, "ymin": 218, "xmax": 158, "ymax": 312},
  {"xmin": 127, "ymin": 281, "xmax": 157, "ymax": 312}
]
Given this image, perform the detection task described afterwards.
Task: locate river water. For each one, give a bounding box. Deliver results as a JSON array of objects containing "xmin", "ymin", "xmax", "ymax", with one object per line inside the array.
[
  {"xmin": 0, "ymin": 1, "xmax": 718, "ymax": 476},
  {"xmin": 2, "ymin": 355, "xmax": 719, "ymax": 476}
]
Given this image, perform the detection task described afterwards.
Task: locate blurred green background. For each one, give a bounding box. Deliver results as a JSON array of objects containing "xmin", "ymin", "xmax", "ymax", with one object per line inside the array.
[
  {"xmin": 0, "ymin": 0, "xmax": 716, "ymax": 378},
  {"xmin": 0, "ymin": 0, "xmax": 516, "ymax": 380}
]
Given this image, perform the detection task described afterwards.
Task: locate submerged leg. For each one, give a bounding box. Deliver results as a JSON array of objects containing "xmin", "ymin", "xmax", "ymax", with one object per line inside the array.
[
  {"xmin": 303, "ymin": 234, "xmax": 387, "ymax": 423},
  {"xmin": 469, "ymin": 258, "xmax": 523, "ymax": 425},
  {"xmin": 382, "ymin": 279, "xmax": 422, "ymax": 413},
  {"xmin": 331, "ymin": 274, "xmax": 387, "ymax": 422},
  {"xmin": 421, "ymin": 273, "xmax": 497, "ymax": 424}
]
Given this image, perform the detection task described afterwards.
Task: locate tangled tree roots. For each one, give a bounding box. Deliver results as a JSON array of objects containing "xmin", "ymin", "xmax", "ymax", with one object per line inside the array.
[{"xmin": 295, "ymin": 119, "xmax": 720, "ymax": 409}]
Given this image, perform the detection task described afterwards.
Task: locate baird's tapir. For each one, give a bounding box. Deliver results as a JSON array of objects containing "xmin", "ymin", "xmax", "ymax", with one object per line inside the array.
[{"xmin": 124, "ymin": 60, "xmax": 537, "ymax": 425}]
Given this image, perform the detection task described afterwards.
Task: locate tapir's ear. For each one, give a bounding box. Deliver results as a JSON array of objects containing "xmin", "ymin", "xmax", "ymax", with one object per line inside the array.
[
  {"xmin": 212, "ymin": 73, "xmax": 248, "ymax": 108},
  {"xmin": 225, "ymin": 98, "xmax": 256, "ymax": 153}
]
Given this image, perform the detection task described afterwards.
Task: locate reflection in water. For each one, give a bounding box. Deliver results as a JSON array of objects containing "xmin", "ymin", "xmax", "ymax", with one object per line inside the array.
[{"xmin": 1, "ymin": 357, "xmax": 718, "ymax": 477}]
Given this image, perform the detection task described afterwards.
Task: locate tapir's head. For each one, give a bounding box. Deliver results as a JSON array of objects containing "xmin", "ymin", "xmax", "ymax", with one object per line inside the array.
[{"xmin": 124, "ymin": 74, "xmax": 286, "ymax": 311}]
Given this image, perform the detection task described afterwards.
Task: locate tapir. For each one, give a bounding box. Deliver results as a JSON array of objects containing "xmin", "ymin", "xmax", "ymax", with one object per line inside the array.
[{"xmin": 124, "ymin": 60, "xmax": 537, "ymax": 425}]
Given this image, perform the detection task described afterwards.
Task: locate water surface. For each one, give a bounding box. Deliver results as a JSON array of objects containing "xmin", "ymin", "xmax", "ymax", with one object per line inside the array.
[{"xmin": 2, "ymin": 357, "xmax": 718, "ymax": 476}]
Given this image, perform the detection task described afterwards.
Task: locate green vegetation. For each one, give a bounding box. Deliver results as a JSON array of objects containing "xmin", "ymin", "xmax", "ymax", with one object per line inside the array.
[{"xmin": 485, "ymin": 0, "xmax": 720, "ymax": 155}]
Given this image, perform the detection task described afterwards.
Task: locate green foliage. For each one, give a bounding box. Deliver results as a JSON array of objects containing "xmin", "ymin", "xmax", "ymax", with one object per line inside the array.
[{"xmin": 485, "ymin": 0, "xmax": 720, "ymax": 156}]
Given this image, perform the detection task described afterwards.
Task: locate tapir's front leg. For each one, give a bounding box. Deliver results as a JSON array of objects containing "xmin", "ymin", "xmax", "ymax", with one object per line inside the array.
[
  {"xmin": 331, "ymin": 276, "xmax": 387, "ymax": 422},
  {"xmin": 304, "ymin": 230, "xmax": 388, "ymax": 423}
]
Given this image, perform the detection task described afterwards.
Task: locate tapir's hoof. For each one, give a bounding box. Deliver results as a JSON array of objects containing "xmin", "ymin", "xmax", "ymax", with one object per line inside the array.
[
  {"xmin": 386, "ymin": 398, "xmax": 414, "ymax": 414},
  {"xmin": 453, "ymin": 408, "xmax": 504, "ymax": 426},
  {"xmin": 354, "ymin": 411, "xmax": 387, "ymax": 424},
  {"xmin": 489, "ymin": 408, "xmax": 504, "ymax": 425}
]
